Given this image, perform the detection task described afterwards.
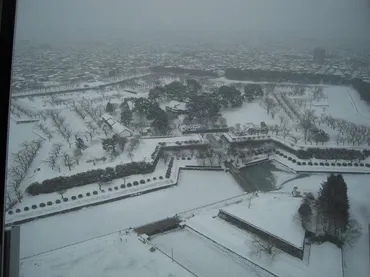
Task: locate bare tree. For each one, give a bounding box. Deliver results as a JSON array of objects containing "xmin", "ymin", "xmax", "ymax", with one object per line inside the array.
[
  {"xmin": 278, "ymin": 115, "xmax": 287, "ymax": 127},
  {"xmin": 163, "ymin": 153, "xmax": 169, "ymax": 164},
  {"xmin": 300, "ymin": 109, "xmax": 315, "ymax": 141},
  {"xmin": 197, "ymin": 149, "xmax": 207, "ymax": 166},
  {"xmin": 65, "ymin": 128, "xmax": 72, "ymax": 143},
  {"xmin": 73, "ymin": 148, "xmax": 82, "ymax": 165},
  {"xmin": 46, "ymin": 155, "xmax": 57, "ymax": 170},
  {"xmin": 98, "ymin": 181, "xmax": 104, "ymax": 192},
  {"xmin": 63, "ymin": 153, "xmax": 74, "ymax": 171},
  {"xmin": 215, "ymin": 152, "xmax": 223, "ymax": 166},
  {"xmin": 341, "ymin": 218, "xmax": 362, "ymax": 248},
  {"xmin": 58, "ymin": 189, "xmax": 67, "ymax": 200},
  {"xmin": 127, "ymin": 150, "xmax": 134, "ymax": 161},
  {"xmin": 281, "ymin": 123, "xmax": 290, "ymax": 139},
  {"xmin": 53, "ymin": 143, "xmax": 63, "ymax": 156},
  {"xmin": 190, "ymin": 148, "xmax": 197, "ymax": 159},
  {"xmin": 263, "ymin": 97, "xmax": 276, "ymax": 116},
  {"xmin": 250, "ymin": 235, "xmax": 277, "ymax": 259},
  {"xmin": 11, "ymin": 181, "xmax": 22, "ymax": 203},
  {"xmin": 128, "ymin": 135, "xmax": 141, "ymax": 152}
]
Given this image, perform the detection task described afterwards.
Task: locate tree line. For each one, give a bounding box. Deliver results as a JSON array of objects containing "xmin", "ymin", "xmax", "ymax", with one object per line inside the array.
[{"xmin": 225, "ymin": 68, "xmax": 370, "ymax": 105}]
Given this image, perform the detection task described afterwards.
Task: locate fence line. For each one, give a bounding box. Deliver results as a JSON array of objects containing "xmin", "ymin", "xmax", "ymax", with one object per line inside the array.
[
  {"xmin": 143, "ymin": 237, "xmax": 201, "ymax": 277},
  {"xmin": 185, "ymin": 226, "xmax": 278, "ymax": 277}
]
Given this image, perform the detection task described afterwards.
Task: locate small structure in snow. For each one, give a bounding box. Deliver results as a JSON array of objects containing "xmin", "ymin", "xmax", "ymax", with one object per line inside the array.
[
  {"xmin": 165, "ymin": 100, "xmax": 187, "ymax": 115},
  {"xmin": 292, "ymin": 187, "xmax": 301, "ymax": 197},
  {"xmin": 101, "ymin": 113, "xmax": 133, "ymax": 137}
]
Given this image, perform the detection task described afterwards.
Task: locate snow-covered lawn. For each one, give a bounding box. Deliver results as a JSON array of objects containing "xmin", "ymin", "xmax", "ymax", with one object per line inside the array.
[
  {"xmin": 221, "ymin": 192, "xmax": 305, "ymax": 249},
  {"xmin": 7, "ymin": 119, "xmax": 39, "ymax": 160},
  {"xmin": 19, "ymin": 170, "xmax": 243, "ymax": 259},
  {"xmin": 186, "ymin": 210, "xmax": 343, "ymax": 277},
  {"xmin": 151, "ymin": 227, "xmax": 273, "ymax": 277},
  {"xmin": 325, "ymin": 86, "xmax": 370, "ymax": 126},
  {"xmin": 222, "ymin": 102, "xmax": 278, "ymax": 127},
  {"xmin": 20, "ymin": 232, "xmax": 194, "ymax": 277}
]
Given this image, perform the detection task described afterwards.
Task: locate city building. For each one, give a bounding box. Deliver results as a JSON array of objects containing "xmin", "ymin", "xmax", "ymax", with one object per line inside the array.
[{"xmin": 313, "ymin": 47, "xmax": 326, "ymax": 64}]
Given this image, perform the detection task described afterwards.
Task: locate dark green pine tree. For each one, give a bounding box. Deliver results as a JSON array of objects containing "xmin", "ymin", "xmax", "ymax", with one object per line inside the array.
[
  {"xmin": 318, "ymin": 173, "xmax": 350, "ymax": 236},
  {"xmin": 106, "ymin": 102, "xmax": 114, "ymax": 113},
  {"xmin": 120, "ymin": 101, "xmax": 132, "ymax": 127},
  {"xmin": 75, "ymin": 137, "xmax": 86, "ymax": 151}
]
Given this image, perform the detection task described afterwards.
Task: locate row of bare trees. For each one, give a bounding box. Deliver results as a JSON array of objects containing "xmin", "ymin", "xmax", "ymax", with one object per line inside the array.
[
  {"xmin": 45, "ymin": 142, "xmax": 78, "ymax": 172},
  {"xmin": 10, "ymin": 101, "xmax": 38, "ymax": 119},
  {"xmin": 320, "ymin": 115, "xmax": 370, "ymax": 146},
  {"xmin": 49, "ymin": 111, "xmax": 73, "ymax": 143},
  {"xmin": 36, "ymin": 122, "xmax": 53, "ymax": 140},
  {"xmin": 7, "ymin": 140, "xmax": 42, "ymax": 206}
]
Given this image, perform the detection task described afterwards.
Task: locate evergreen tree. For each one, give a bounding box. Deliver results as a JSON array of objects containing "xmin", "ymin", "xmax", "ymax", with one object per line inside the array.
[
  {"xmin": 186, "ymin": 79, "xmax": 202, "ymax": 96},
  {"xmin": 164, "ymin": 81, "xmax": 186, "ymax": 101},
  {"xmin": 148, "ymin": 86, "xmax": 166, "ymax": 101},
  {"xmin": 186, "ymin": 94, "xmax": 221, "ymax": 121},
  {"xmin": 151, "ymin": 111, "xmax": 170, "ymax": 135},
  {"xmin": 120, "ymin": 101, "xmax": 132, "ymax": 127},
  {"xmin": 75, "ymin": 137, "xmax": 86, "ymax": 151},
  {"xmin": 102, "ymin": 138, "xmax": 116, "ymax": 155},
  {"xmin": 105, "ymin": 102, "xmax": 114, "ymax": 113},
  {"xmin": 244, "ymin": 84, "xmax": 264, "ymax": 102},
  {"xmin": 218, "ymin": 86, "xmax": 243, "ymax": 108},
  {"xmin": 317, "ymin": 174, "xmax": 350, "ymax": 236}
]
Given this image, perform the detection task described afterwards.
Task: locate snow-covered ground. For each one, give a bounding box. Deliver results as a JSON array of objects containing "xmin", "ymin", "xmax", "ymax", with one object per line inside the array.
[
  {"xmin": 7, "ymin": 119, "xmax": 39, "ymax": 160},
  {"xmin": 20, "ymin": 232, "xmax": 194, "ymax": 277},
  {"xmin": 151, "ymin": 227, "xmax": 273, "ymax": 277},
  {"xmin": 19, "ymin": 170, "xmax": 243, "ymax": 259},
  {"xmin": 221, "ymin": 192, "xmax": 305, "ymax": 249},
  {"xmin": 8, "ymin": 75, "xmax": 370, "ymax": 277},
  {"xmin": 186, "ymin": 209, "xmax": 343, "ymax": 277},
  {"xmin": 222, "ymin": 101, "xmax": 279, "ymax": 127},
  {"xmin": 324, "ymin": 86, "xmax": 370, "ymax": 126},
  {"xmin": 276, "ymin": 173, "xmax": 370, "ymax": 277}
]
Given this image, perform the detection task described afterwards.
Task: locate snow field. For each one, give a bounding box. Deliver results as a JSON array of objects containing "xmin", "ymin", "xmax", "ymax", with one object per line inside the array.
[
  {"xmin": 20, "ymin": 232, "xmax": 194, "ymax": 277},
  {"xmin": 221, "ymin": 192, "xmax": 305, "ymax": 249},
  {"xmin": 185, "ymin": 210, "xmax": 343, "ymax": 277},
  {"xmin": 151, "ymin": 227, "xmax": 273, "ymax": 277},
  {"xmin": 222, "ymin": 101, "xmax": 279, "ymax": 127},
  {"xmin": 19, "ymin": 170, "xmax": 244, "ymax": 259}
]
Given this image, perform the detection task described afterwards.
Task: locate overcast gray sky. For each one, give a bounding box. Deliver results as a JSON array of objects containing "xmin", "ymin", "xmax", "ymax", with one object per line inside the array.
[{"xmin": 14, "ymin": 0, "xmax": 370, "ymax": 42}]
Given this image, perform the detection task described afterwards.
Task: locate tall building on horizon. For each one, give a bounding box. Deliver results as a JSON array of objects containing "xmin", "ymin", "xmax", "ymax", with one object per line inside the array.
[{"xmin": 313, "ymin": 47, "xmax": 326, "ymax": 64}]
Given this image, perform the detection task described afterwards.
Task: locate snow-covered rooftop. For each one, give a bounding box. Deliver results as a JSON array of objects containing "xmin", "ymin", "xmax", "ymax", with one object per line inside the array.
[
  {"xmin": 102, "ymin": 113, "xmax": 133, "ymax": 136},
  {"xmin": 221, "ymin": 192, "xmax": 305, "ymax": 249}
]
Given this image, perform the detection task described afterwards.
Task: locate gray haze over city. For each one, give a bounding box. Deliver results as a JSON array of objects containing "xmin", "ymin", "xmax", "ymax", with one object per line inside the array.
[{"xmin": 15, "ymin": 0, "xmax": 370, "ymax": 47}]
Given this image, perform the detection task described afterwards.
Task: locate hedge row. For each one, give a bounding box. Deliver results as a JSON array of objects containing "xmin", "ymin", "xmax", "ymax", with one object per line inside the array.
[
  {"xmin": 158, "ymin": 140, "xmax": 201, "ymax": 146},
  {"xmin": 26, "ymin": 142, "xmax": 168, "ymax": 196},
  {"xmin": 10, "ymin": 175, "xmax": 170, "ymax": 215},
  {"xmin": 275, "ymin": 151, "xmax": 370, "ymax": 168},
  {"xmin": 166, "ymin": 157, "xmax": 175, "ymax": 178},
  {"xmin": 231, "ymin": 136, "xmax": 369, "ymax": 161},
  {"xmin": 26, "ymin": 161, "xmax": 155, "ymax": 195}
]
